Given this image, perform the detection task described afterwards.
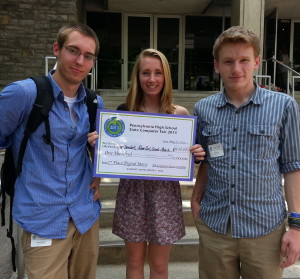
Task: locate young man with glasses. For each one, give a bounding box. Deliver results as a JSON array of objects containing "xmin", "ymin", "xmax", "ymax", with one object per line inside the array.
[{"xmin": 0, "ymin": 23, "xmax": 104, "ymax": 279}]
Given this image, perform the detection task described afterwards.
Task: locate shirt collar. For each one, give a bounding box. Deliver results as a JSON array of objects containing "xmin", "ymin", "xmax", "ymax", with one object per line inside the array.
[
  {"xmin": 216, "ymin": 82, "xmax": 263, "ymax": 108},
  {"xmin": 48, "ymin": 70, "xmax": 86, "ymax": 102}
]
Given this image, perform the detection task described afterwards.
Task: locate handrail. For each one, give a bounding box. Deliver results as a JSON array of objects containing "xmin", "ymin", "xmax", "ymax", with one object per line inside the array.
[
  {"xmin": 263, "ymin": 56, "xmax": 300, "ymax": 97},
  {"xmin": 271, "ymin": 56, "xmax": 300, "ymax": 76},
  {"xmin": 44, "ymin": 56, "xmax": 97, "ymax": 90},
  {"xmin": 272, "ymin": 57, "xmax": 300, "ymax": 98},
  {"xmin": 255, "ymin": 75, "xmax": 272, "ymax": 89},
  {"xmin": 45, "ymin": 56, "xmax": 56, "ymax": 75},
  {"xmin": 292, "ymin": 76, "xmax": 300, "ymax": 98}
]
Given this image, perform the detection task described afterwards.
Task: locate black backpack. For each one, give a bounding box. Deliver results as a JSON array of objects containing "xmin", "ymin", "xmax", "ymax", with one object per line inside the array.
[{"xmin": 0, "ymin": 76, "xmax": 98, "ymax": 272}]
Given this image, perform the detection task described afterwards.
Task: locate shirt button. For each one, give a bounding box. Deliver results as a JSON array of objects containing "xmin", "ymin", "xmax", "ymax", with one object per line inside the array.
[
  {"xmin": 232, "ymin": 147, "xmax": 236, "ymax": 150},
  {"xmin": 233, "ymin": 128, "xmax": 238, "ymax": 132},
  {"xmin": 231, "ymin": 165, "xmax": 235, "ymax": 169},
  {"xmin": 231, "ymin": 201, "xmax": 235, "ymax": 205},
  {"xmin": 231, "ymin": 184, "xmax": 235, "ymax": 188},
  {"xmin": 260, "ymin": 130, "xmax": 265, "ymax": 134}
]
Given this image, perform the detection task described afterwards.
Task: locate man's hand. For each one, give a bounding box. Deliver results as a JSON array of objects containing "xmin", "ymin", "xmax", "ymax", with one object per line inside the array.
[
  {"xmin": 191, "ymin": 198, "xmax": 201, "ymax": 219},
  {"xmin": 190, "ymin": 162, "xmax": 208, "ymax": 219},
  {"xmin": 87, "ymin": 131, "xmax": 99, "ymax": 147},
  {"xmin": 281, "ymin": 228, "xmax": 300, "ymax": 268},
  {"xmin": 90, "ymin": 177, "xmax": 101, "ymax": 201},
  {"xmin": 190, "ymin": 144, "xmax": 206, "ymax": 161}
]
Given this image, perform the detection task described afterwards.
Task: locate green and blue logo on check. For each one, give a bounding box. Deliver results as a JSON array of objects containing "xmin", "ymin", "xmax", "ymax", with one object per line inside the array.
[{"xmin": 104, "ymin": 117, "xmax": 125, "ymax": 137}]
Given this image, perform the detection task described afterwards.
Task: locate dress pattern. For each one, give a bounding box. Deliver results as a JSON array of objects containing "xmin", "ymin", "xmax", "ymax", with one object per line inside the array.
[{"xmin": 112, "ymin": 178, "xmax": 185, "ymax": 245}]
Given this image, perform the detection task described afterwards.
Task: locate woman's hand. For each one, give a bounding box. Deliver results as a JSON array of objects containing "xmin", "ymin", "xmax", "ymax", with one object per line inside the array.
[
  {"xmin": 87, "ymin": 131, "xmax": 99, "ymax": 147},
  {"xmin": 190, "ymin": 144, "xmax": 205, "ymax": 161}
]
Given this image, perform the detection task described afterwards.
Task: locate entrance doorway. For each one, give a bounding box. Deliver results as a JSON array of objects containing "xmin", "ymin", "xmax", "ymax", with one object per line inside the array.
[{"xmin": 87, "ymin": 12, "xmax": 228, "ymax": 92}]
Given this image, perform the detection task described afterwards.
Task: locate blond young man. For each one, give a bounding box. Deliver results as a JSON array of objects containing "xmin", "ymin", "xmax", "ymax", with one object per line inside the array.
[{"xmin": 192, "ymin": 26, "xmax": 300, "ymax": 278}]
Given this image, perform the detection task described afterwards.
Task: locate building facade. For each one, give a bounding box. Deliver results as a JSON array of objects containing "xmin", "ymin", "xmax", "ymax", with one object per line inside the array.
[{"xmin": 0, "ymin": 0, "xmax": 299, "ymax": 95}]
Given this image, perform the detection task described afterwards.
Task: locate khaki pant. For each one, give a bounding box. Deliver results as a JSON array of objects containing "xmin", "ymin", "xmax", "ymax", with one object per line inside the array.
[
  {"xmin": 22, "ymin": 218, "xmax": 99, "ymax": 279},
  {"xmin": 195, "ymin": 217, "xmax": 286, "ymax": 279}
]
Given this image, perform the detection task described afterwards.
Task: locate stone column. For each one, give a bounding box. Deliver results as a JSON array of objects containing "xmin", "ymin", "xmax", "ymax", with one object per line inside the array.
[{"xmin": 231, "ymin": 0, "xmax": 265, "ymax": 71}]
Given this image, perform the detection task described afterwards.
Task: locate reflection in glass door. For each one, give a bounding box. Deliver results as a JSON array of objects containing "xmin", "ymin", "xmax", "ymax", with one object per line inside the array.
[
  {"xmin": 291, "ymin": 21, "xmax": 300, "ymax": 91},
  {"xmin": 126, "ymin": 16, "xmax": 151, "ymax": 87},
  {"xmin": 156, "ymin": 17, "xmax": 180, "ymax": 90},
  {"xmin": 264, "ymin": 8, "xmax": 278, "ymax": 86}
]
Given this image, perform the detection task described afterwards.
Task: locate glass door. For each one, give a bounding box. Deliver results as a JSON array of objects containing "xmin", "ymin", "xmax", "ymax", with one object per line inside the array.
[{"xmin": 124, "ymin": 14, "xmax": 181, "ymax": 90}]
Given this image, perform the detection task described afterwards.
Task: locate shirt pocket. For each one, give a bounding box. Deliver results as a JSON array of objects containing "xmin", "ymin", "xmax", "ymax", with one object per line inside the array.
[
  {"xmin": 246, "ymin": 125, "xmax": 277, "ymax": 159},
  {"xmin": 202, "ymin": 125, "xmax": 222, "ymax": 147},
  {"xmin": 202, "ymin": 125, "xmax": 222, "ymax": 145}
]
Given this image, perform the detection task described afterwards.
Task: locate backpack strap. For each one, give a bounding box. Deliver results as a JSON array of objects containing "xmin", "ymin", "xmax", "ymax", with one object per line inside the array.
[
  {"xmin": 0, "ymin": 147, "xmax": 17, "ymax": 271},
  {"xmin": 85, "ymin": 88, "xmax": 98, "ymax": 132},
  {"xmin": 16, "ymin": 76, "xmax": 54, "ymax": 175},
  {"xmin": 7, "ymin": 194, "xmax": 16, "ymax": 272},
  {"xmin": 1, "ymin": 147, "xmax": 15, "ymax": 226}
]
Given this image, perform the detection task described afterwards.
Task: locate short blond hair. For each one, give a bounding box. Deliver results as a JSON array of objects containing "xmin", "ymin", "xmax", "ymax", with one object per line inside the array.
[
  {"xmin": 125, "ymin": 48, "xmax": 175, "ymax": 114},
  {"xmin": 213, "ymin": 26, "xmax": 260, "ymax": 61}
]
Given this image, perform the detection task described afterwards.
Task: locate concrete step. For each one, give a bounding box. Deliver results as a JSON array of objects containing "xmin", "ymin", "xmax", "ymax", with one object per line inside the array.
[
  {"xmin": 98, "ymin": 91, "xmax": 213, "ymax": 114},
  {"xmin": 98, "ymin": 226, "xmax": 199, "ymax": 264},
  {"xmin": 99, "ymin": 90, "xmax": 300, "ymax": 115},
  {"xmin": 98, "ymin": 91, "xmax": 212, "ymax": 98},
  {"xmin": 5, "ymin": 260, "xmax": 300, "ymax": 279},
  {"xmin": 96, "ymin": 261, "xmax": 300, "ymax": 279},
  {"xmin": 100, "ymin": 184, "xmax": 195, "ymax": 201},
  {"xmin": 100, "ymin": 199, "xmax": 194, "ymax": 228},
  {"xmin": 100, "ymin": 178, "xmax": 196, "ymax": 201}
]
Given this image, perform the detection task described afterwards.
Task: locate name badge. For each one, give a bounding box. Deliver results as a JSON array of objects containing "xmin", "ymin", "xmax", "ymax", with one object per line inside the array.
[
  {"xmin": 208, "ymin": 143, "xmax": 224, "ymax": 158},
  {"xmin": 31, "ymin": 234, "xmax": 52, "ymax": 247}
]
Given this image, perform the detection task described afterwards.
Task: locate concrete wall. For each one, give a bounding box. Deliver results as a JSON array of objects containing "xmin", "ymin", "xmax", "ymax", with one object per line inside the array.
[{"xmin": 0, "ymin": 0, "xmax": 79, "ymax": 90}]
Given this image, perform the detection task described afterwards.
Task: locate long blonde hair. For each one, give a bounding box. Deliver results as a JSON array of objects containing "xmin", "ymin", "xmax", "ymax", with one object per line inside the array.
[{"xmin": 125, "ymin": 48, "xmax": 175, "ymax": 114}]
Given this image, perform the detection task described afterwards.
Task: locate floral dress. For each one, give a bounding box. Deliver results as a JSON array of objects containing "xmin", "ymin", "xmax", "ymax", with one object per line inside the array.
[{"xmin": 112, "ymin": 178, "xmax": 185, "ymax": 245}]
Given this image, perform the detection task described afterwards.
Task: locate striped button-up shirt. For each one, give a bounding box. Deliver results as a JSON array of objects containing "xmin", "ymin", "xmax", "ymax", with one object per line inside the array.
[
  {"xmin": 194, "ymin": 85, "xmax": 300, "ymax": 238},
  {"xmin": 0, "ymin": 72, "xmax": 104, "ymax": 238}
]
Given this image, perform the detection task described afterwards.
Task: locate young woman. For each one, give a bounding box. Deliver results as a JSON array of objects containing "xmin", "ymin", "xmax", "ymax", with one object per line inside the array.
[
  {"xmin": 111, "ymin": 49, "xmax": 205, "ymax": 279},
  {"xmin": 88, "ymin": 48, "xmax": 204, "ymax": 278}
]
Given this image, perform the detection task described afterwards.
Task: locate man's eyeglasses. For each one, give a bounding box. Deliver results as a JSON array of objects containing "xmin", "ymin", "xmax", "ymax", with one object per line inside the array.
[{"xmin": 64, "ymin": 46, "xmax": 97, "ymax": 62}]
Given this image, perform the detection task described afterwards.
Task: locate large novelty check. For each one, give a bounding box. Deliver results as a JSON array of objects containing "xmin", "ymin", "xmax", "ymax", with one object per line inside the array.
[{"xmin": 93, "ymin": 110, "xmax": 197, "ymax": 181}]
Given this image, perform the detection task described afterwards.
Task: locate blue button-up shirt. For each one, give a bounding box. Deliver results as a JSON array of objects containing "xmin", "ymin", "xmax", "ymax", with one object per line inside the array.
[
  {"xmin": 194, "ymin": 85, "xmax": 300, "ymax": 238},
  {"xmin": 0, "ymin": 72, "xmax": 104, "ymax": 238}
]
